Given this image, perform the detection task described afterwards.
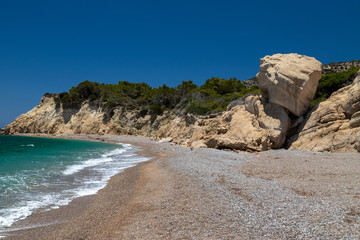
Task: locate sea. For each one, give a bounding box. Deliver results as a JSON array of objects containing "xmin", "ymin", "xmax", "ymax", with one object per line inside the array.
[{"xmin": 0, "ymin": 135, "xmax": 148, "ymax": 235}]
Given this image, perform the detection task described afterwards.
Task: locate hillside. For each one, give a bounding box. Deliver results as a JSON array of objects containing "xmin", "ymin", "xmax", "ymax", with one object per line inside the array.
[
  {"xmin": 48, "ymin": 77, "xmax": 260, "ymax": 117},
  {"xmin": 322, "ymin": 60, "xmax": 360, "ymax": 74},
  {"xmin": 44, "ymin": 62, "xmax": 360, "ymax": 117},
  {"xmin": 2, "ymin": 55, "xmax": 360, "ymax": 152}
]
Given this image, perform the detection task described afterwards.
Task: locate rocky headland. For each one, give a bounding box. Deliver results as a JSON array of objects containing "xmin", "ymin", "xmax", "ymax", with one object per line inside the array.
[{"xmin": 2, "ymin": 53, "xmax": 360, "ymax": 152}]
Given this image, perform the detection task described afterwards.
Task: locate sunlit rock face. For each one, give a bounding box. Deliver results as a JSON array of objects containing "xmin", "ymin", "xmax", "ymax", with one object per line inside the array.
[
  {"xmin": 257, "ymin": 53, "xmax": 322, "ymax": 117},
  {"xmin": 289, "ymin": 70, "xmax": 360, "ymax": 152}
]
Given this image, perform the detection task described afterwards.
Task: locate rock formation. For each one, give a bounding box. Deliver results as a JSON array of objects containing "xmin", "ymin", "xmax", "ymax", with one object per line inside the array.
[
  {"xmin": 3, "ymin": 54, "xmax": 358, "ymax": 152},
  {"xmin": 2, "ymin": 93, "xmax": 291, "ymax": 152},
  {"xmin": 204, "ymin": 95, "xmax": 290, "ymax": 151},
  {"xmin": 289, "ymin": 70, "xmax": 360, "ymax": 152},
  {"xmin": 257, "ymin": 53, "xmax": 322, "ymax": 117}
]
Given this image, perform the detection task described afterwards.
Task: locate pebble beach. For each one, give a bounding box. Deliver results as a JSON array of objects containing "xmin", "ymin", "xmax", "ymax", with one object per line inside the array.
[{"xmin": 3, "ymin": 134, "xmax": 360, "ymax": 239}]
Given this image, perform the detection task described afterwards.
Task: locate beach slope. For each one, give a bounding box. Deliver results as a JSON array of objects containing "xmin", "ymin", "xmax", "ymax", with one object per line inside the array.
[{"xmin": 4, "ymin": 135, "xmax": 360, "ymax": 239}]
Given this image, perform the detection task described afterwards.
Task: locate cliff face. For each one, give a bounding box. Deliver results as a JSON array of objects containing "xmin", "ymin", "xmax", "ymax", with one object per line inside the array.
[
  {"xmin": 3, "ymin": 55, "xmax": 360, "ymax": 153},
  {"xmin": 2, "ymin": 93, "xmax": 292, "ymax": 152},
  {"xmin": 3, "ymin": 95, "xmax": 173, "ymax": 137},
  {"xmin": 288, "ymin": 70, "xmax": 360, "ymax": 152}
]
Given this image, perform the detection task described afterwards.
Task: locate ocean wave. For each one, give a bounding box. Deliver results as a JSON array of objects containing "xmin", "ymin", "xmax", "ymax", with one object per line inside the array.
[
  {"xmin": 20, "ymin": 144, "xmax": 34, "ymax": 147},
  {"xmin": 0, "ymin": 143, "xmax": 150, "ymax": 232},
  {"xmin": 62, "ymin": 145, "xmax": 130, "ymax": 176},
  {"xmin": 0, "ymin": 194, "xmax": 57, "ymax": 227}
]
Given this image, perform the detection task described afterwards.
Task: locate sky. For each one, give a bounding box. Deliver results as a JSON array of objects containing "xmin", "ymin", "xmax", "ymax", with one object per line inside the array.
[{"xmin": 0, "ymin": 0, "xmax": 359, "ymax": 128}]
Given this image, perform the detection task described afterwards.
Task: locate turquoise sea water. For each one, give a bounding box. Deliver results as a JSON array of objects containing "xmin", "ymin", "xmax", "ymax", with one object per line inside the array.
[{"xmin": 0, "ymin": 135, "xmax": 147, "ymax": 233}]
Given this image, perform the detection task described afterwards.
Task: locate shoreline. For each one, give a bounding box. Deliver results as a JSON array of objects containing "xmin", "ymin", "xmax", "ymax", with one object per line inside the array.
[
  {"xmin": 2, "ymin": 134, "xmax": 360, "ymax": 239},
  {"xmin": 2, "ymin": 134, "xmax": 165, "ymax": 239}
]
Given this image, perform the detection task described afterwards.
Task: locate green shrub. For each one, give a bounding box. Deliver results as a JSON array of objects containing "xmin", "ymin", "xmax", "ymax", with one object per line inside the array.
[
  {"xmin": 187, "ymin": 103, "xmax": 211, "ymax": 115},
  {"xmin": 312, "ymin": 67, "xmax": 359, "ymax": 106},
  {"xmin": 52, "ymin": 76, "xmax": 261, "ymax": 115},
  {"xmin": 149, "ymin": 103, "xmax": 163, "ymax": 115},
  {"xmin": 104, "ymin": 100, "xmax": 118, "ymax": 109}
]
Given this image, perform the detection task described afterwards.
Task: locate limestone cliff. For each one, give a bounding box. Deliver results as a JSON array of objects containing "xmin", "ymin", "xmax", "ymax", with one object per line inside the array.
[
  {"xmin": 2, "ymin": 95, "xmax": 174, "ymax": 137},
  {"xmin": 3, "ymin": 54, "xmax": 360, "ymax": 153},
  {"xmin": 2, "ymin": 92, "xmax": 291, "ymax": 152},
  {"xmin": 288, "ymin": 70, "xmax": 360, "ymax": 152}
]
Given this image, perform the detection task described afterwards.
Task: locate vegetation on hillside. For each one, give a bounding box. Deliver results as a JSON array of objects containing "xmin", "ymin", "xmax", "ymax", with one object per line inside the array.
[
  {"xmin": 46, "ymin": 63, "xmax": 359, "ymax": 115},
  {"xmin": 49, "ymin": 77, "xmax": 260, "ymax": 115},
  {"xmin": 311, "ymin": 67, "xmax": 360, "ymax": 106}
]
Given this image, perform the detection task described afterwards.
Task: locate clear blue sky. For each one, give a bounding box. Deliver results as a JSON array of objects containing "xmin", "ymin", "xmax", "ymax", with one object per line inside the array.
[{"xmin": 1, "ymin": 0, "xmax": 359, "ymax": 128}]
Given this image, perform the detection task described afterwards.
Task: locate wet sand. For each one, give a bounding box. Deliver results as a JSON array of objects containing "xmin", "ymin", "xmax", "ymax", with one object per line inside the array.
[{"xmin": 3, "ymin": 134, "xmax": 360, "ymax": 239}]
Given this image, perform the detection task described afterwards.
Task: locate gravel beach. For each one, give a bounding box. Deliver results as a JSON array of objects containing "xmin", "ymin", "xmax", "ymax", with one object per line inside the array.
[{"xmin": 3, "ymin": 134, "xmax": 360, "ymax": 239}]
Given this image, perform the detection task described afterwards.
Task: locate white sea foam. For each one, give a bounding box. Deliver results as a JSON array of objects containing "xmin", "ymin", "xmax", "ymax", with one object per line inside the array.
[
  {"xmin": 62, "ymin": 147, "xmax": 128, "ymax": 175},
  {"xmin": 71, "ymin": 182, "xmax": 106, "ymax": 197},
  {"xmin": 0, "ymin": 143, "xmax": 150, "ymax": 232},
  {"xmin": 0, "ymin": 194, "xmax": 56, "ymax": 227},
  {"xmin": 62, "ymin": 157, "xmax": 113, "ymax": 175},
  {"xmin": 20, "ymin": 144, "xmax": 34, "ymax": 147}
]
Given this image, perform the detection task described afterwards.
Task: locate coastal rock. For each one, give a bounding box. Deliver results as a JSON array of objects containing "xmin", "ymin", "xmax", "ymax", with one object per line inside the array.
[
  {"xmin": 206, "ymin": 95, "xmax": 290, "ymax": 151},
  {"xmin": 190, "ymin": 140, "xmax": 207, "ymax": 150},
  {"xmin": 257, "ymin": 53, "xmax": 322, "ymax": 117},
  {"xmin": 2, "ymin": 94, "xmax": 290, "ymax": 152},
  {"xmin": 3, "ymin": 96, "xmax": 63, "ymax": 134},
  {"xmin": 158, "ymin": 137, "xmax": 173, "ymax": 143},
  {"xmin": 7, "ymin": 55, "xmax": 360, "ymax": 153},
  {"xmin": 245, "ymin": 95, "xmax": 290, "ymax": 147},
  {"xmin": 289, "ymin": 70, "xmax": 360, "ymax": 152}
]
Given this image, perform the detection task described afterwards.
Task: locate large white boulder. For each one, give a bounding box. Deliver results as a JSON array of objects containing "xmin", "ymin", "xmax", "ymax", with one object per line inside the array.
[{"xmin": 257, "ymin": 53, "xmax": 322, "ymax": 117}]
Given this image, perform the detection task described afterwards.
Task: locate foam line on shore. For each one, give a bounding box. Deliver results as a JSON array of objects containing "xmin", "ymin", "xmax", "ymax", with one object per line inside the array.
[{"xmin": 0, "ymin": 141, "xmax": 150, "ymax": 235}]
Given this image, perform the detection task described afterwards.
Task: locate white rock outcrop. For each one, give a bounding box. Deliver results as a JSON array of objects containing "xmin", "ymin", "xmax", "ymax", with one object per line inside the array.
[
  {"xmin": 7, "ymin": 54, "xmax": 359, "ymax": 153},
  {"xmin": 289, "ymin": 70, "xmax": 360, "ymax": 152},
  {"xmin": 2, "ymin": 94, "xmax": 291, "ymax": 152},
  {"xmin": 205, "ymin": 95, "xmax": 290, "ymax": 151},
  {"xmin": 257, "ymin": 53, "xmax": 322, "ymax": 117}
]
